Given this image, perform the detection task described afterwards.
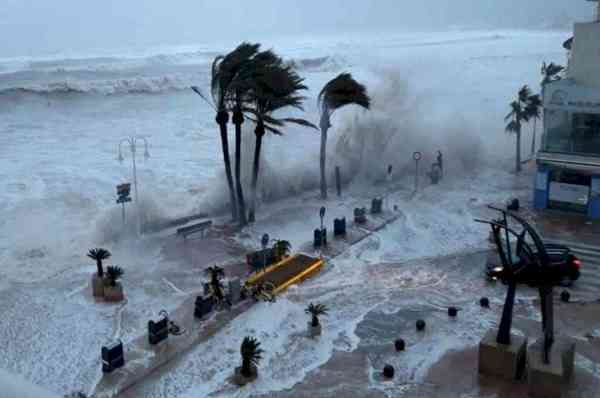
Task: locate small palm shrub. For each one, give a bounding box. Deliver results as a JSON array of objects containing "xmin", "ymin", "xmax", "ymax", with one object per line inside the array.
[
  {"xmin": 87, "ymin": 248, "xmax": 111, "ymax": 277},
  {"xmin": 240, "ymin": 336, "xmax": 264, "ymax": 377},
  {"xmin": 305, "ymin": 303, "xmax": 328, "ymax": 327},
  {"xmin": 105, "ymin": 266, "xmax": 124, "ymax": 287}
]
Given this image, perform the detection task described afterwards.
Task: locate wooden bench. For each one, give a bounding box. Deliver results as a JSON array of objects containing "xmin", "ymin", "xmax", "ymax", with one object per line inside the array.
[{"xmin": 176, "ymin": 220, "xmax": 212, "ymax": 240}]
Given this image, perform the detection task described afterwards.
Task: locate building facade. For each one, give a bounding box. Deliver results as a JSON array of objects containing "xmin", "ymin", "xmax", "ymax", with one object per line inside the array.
[{"xmin": 535, "ymin": 10, "xmax": 600, "ymax": 219}]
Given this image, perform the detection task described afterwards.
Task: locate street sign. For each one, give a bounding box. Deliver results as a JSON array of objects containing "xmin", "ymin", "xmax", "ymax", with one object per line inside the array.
[
  {"xmin": 117, "ymin": 183, "xmax": 131, "ymax": 197},
  {"xmin": 116, "ymin": 183, "xmax": 132, "ymax": 225}
]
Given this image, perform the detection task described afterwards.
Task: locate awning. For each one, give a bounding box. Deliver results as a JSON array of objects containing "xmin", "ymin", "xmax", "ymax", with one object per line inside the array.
[{"xmin": 537, "ymin": 151, "xmax": 600, "ymax": 173}]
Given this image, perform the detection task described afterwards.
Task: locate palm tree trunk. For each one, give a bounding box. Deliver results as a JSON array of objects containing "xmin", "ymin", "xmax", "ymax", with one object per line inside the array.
[
  {"xmin": 233, "ymin": 107, "xmax": 247, "ymax": 226},
  {"xmin": 216, "ymin": 111, "xmax": 238, "ymax": 221},
  {"xmin": 531, "ymin": 118, "xmax": 537, "ymax": 156},
  {"xmin": 516, "ymin": 128, "xmax": 522, "ymax": 173},
  {"xmin": 242, "ymin": 358, "xmax": 252, "ymax": 377},
  {"xmin": 96, "ymin": 259, "xmax": 103, "ymax": 277},
  {"xmin": 248, "ymin": 120, "xmax": 264, "ymax": 223},
  {"xmin": 320, "ymin": 126, "xmax": 328, "ymax": 200}
]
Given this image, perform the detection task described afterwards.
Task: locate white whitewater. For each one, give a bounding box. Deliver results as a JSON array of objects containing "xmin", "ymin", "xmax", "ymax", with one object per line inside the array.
[{"xmin": 0, "ymin": 368, "xmax": 62, "ymax": 398}]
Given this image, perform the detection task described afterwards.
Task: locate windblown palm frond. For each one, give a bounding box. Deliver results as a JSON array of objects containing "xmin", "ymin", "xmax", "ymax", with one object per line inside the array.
[
  {"xmin": 541, "ymin": 62, "xmax": 564, "ymax": 85},
  {"xmin": 505, "ymin": 120, "xmax": 520, "ymax": 134},
  {"xmin": 526, "ymin": 94, "xmax": 542, "ymax": 120},
  {"xmin": 505, "ymin": 100, "xmax": 525, "ymax": 122},
  {"xmin": 318, "ymin": 73, "xmax": 371, "ymax": 116},
  {"xmin": 208, "ymin": 42, "xmax": 261, "ymax": 110},
  {"xmin": 245, "ymin": 52, "xmax": 317, "ymax": 132},
  {"xmin": 518, "ymin": 85, "xmax": 532, "ymax": 104}
]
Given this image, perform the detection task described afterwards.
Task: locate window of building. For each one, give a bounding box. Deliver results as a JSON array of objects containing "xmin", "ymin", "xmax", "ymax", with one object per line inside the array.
[
  {"xmin": 543, "ymin": 111, "xmax": 600, "ymax": 156},
  {"xmin": 543, "ymin": 109, "xmax": 571, "ymax": 152},
  {"xmin": 551, "ymin": 169, "xmax": 591, "ymax": 186},
  {"xmin": 572, "ymin": 113, "xmax": 600, "ymax": 155}
]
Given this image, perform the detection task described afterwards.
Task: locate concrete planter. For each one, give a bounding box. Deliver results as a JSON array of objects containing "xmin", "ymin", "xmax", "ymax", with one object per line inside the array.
[
  {"xmin": 91, "ymin": 274, "xmax": 105, "ymax": 298},
  {"xmin": 233, "ymin": 365, "xmax": 258, "ymax": 386},
  {"xmin": 528, "ymin": 336, "xmax": 576, "ymax": 398},
  {"xmin": 104, "ymin": 282, "xmax": 124, "ymax": 302},
  {"xmin": 479, "ymin": 329, "xmax": 527, "ymax": 381},
  {"xmin": 307, "ymin": 321, "xmax": 322, "ymax": 338}
]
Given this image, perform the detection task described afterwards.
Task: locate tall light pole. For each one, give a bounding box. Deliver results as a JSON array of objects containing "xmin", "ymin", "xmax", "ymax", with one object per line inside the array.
[{"xmin": 118, "ymin": 136, "xmax": 150, "ymax": 234}]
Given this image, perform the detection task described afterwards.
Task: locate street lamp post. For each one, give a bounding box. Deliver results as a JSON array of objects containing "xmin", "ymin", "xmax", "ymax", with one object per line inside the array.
[{"xmin": 118, "ymin": 136, "xmax": 150, "ymax": 234}]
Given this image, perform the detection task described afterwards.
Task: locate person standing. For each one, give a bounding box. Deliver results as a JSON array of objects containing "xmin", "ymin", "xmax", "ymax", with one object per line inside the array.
[{"xmin": 437, "ymin": 150, "xmax": 443, "ymax": 178}]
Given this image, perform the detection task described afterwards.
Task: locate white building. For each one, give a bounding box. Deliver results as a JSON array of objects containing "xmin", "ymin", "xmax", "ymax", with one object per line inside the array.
[{"xmin": 535, "ymin": 0, "xmax": 600, "ymax": 218}]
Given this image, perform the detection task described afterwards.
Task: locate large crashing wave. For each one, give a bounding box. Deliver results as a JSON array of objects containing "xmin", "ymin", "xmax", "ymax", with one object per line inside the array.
[
  {"xmin": 0, "ymin": 75, "xmax": 193, "ymax": 96},
  {"xmin": 286, "ymin": 55, "xmax": 347, "ymax": 72},
  {"xmin": 0, "ymin": 49, "xmax": 346, "ymax": 97}
]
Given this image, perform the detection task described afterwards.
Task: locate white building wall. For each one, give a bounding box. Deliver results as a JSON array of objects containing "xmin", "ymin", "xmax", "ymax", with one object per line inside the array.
[{"xmin": 569, "ymin": 22, "xmax": 600, "ymax": 88}]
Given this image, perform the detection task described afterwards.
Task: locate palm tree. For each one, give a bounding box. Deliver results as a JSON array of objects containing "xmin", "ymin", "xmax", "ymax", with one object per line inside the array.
[
  {"xmin": 526, "ymin": 94, "xmax": 542, "ymax": 156},
  {"xmin": 541, "ymin": 62, "xmax": 564, "ymax": 86},
  {"xmin": 228, "ymin": 44, "xmax": 261, "ymax": 226},
  {"xmin": 505, "ymin": 85, "xmax": 532, "ymax": 173},
  {"xmin": 87, "ymin": 248, "xmax": 111, "ymax": 277},
  {"xmin": 244, "ymin": 50, "xmax": 317, "ymax": 222},
  {"xmin": 240, "ymin": 336, "xmax": 264, "ymax": 377},
  {"xmin": 191, "ymin": 43, "xmax": 260, "ymax": 222},
  {"xmin": 318, "ymin": 73, "xmax": 370, "ymax": 199},
  {"xmin": 232, "ymin": 101, "xmax": 248, "ymax": 226},
  {"xmin": 105, "ymin": 266, "xmax": 124, "ymax": 287},
  {"xmin": 305, "ymin": 303, "xmax": 328, "ymax": 327}
]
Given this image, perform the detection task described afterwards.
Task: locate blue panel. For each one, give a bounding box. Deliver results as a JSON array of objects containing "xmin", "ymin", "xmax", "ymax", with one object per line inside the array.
[
  {"xmin": 534, "ymin": 190, "xmax": 548, "ymax": 209},
  {"xmin": 588, "ymin": 176, "xmax": 600, "ymax": 219},
  {"xmin": 534, "ymin": 167, "xmax": 549, "ymax": 210}
]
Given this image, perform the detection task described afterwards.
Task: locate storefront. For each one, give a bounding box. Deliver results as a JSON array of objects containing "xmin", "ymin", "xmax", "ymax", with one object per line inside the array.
[{"xmin": 535, "ymin": 79, "xmax": 600, "ymax": 219}]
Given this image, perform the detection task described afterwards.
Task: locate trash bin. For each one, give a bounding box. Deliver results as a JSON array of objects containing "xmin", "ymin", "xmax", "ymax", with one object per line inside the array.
[
  {"xmin": 334, "ymin": 218, "xmax": 347, "ymax": 237},
  {"xmin": 102, "ymin": 340, "xmax": 125, "ymax": 373},
  {"xmin": 194, "ymin": 295, "xmax": 214, "ymax": 319},
  {"xmin": 371, "ymin": 198, "xmax": 383, "ymax": 214},
  {"xmin": 314, "ymin": 228, "xmax": 327, "ymax": 248},
  {"xmin": 148, "ymin": 314, "xmax": 169, "ymax": 345},
  {"xmin": 354, "ymin": 208, "xmax": 367, "ymax": 224}
]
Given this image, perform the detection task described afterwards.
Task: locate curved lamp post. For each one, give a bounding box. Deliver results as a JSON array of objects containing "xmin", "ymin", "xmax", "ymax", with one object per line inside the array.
[{"xmin": 118, "ymin": 136, "xmax": 150, "ymax": 234}]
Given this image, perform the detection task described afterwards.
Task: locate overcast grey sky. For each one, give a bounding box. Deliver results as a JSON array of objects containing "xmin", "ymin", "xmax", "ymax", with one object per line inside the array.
[{"xmin": 0, "ymin": 0, "xmax": 594, "ymax": 57}]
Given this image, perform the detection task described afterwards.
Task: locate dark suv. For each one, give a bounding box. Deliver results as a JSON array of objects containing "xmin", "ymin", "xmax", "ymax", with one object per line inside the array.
[{"xmin": 487, "ymin": 242, "xmax": 581, "ymax": 286}]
